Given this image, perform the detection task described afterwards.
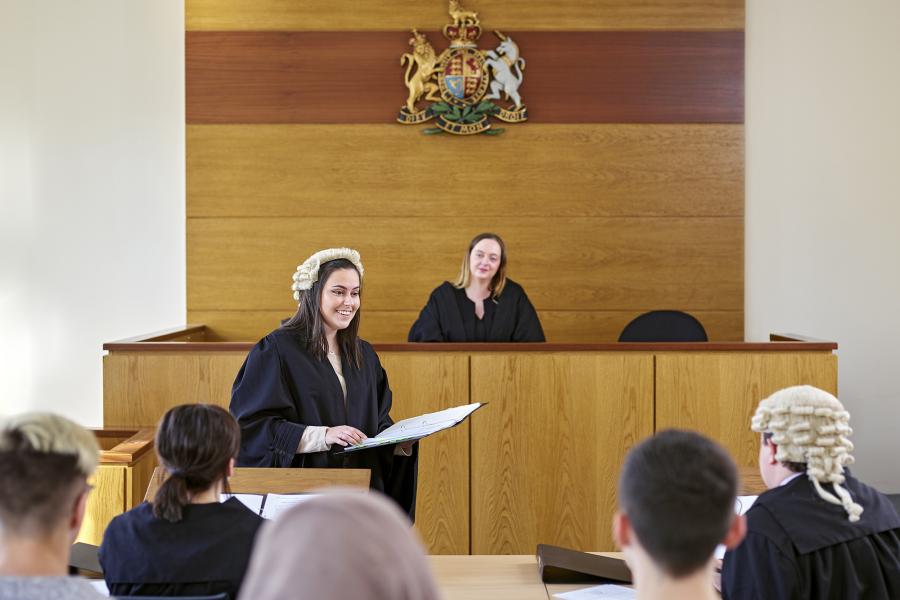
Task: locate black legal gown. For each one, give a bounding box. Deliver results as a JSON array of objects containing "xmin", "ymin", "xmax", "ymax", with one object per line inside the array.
[
  {"xmin": 99, "ymin": 497, "xmax": 263, "ymax": 599},
  {"xmin": 407, "ymin": 279, "xmax": 545, "ymax": 342},
  {"xmin": 230, "ymin": 329, "xmax": 418, "ymax": 518},
  {"xmin": 722, "ymin": 473, "xmax": 900, "ymax": 600}
]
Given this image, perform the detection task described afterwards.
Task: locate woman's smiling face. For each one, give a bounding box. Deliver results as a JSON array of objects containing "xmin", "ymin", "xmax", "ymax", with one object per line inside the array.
[
  {"xmin": 468, "ymin": 238, "xmax": 502, "ymax": 283},
  {"xmin": 319, "ymin": 268, "xmax": 361, "ymax": 335}
]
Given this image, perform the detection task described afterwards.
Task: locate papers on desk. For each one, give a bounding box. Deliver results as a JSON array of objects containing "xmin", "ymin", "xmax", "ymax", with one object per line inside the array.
[
  {"xmin": 221, "ymin": 492, "xmax": 319, "ymax": 520},
  {"xmin": 553, "ymin": 584, "xmax": 636, "ymax": 599},
  {"xmin": 338, "ymin": 402, "xmax": 485, "ymax": 453},
  {"xmin": 714, "ymin": 495, "xmax": 758, "ymax": 559},
  {"xmin": 89, "ymin": 579, "xmax": 109, "ymax": 596}
]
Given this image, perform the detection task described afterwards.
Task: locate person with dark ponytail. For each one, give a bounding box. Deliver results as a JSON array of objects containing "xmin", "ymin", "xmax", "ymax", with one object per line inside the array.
[
  {"xmin": 230, "ymin": 248, "xmax": 419, "ymax": 517},
  {"xmin": 98, "ymin": 404, "xmax": 263, "ymax": 599}
]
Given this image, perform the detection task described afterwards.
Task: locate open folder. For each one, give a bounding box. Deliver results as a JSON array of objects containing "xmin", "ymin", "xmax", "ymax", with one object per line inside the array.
[{"xmin": 335, "ymin": 402, "xmax": 486, "ymax": 454}]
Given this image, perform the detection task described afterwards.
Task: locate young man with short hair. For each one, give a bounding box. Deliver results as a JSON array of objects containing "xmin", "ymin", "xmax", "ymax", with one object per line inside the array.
[
  {"xmin": 721, "ymin": 385, "xmax": 900, "ymax": 600},
  {"xmin": 614, "ymin": 429, "xmax": 746, "ymax": 600},
  {"xmin": 0, "ymin": 412, "xmax": 105, "ymax": 599}
]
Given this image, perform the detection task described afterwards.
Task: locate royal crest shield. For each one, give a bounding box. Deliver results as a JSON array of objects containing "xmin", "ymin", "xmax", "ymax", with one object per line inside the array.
[{"xmin": 397, "ymin": 0, "xmax": 528, "ymax": 135}]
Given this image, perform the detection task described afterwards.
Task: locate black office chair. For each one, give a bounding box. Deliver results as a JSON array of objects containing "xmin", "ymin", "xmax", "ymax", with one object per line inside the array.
[
  {"xmin": 618, "ymin": 310, "xmax": 708, "ymax": 342},
  {"xmin": 114, "ymin": 595, "xmax": 229, "ymax": 600}
]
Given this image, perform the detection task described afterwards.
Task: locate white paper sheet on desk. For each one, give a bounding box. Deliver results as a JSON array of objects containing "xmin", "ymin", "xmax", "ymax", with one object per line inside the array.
[
  {"xmin": 90, "ymin": 580, "xmax": 110, "ymax": 596},
  {"xmin": 553, "ymin": 584, "xmax": 636, "ymax": 599},
  {"xmin": 350, "ymin": 403, "xmax": 483, "ymax": 449},
  {"xmin": 260, "ymin": 493, "xmax": 319, "ymax": 520},
  {"xmin": 715, "ymin": 494, "xmax": 759, "ymax": 559}
]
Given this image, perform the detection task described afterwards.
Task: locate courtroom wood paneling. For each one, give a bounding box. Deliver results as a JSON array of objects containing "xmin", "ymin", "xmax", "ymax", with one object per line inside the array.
[
  {"xmin": 187, "ymin": 0, "xmax": 744, "ymax": 32},
  {"xmin": 188, "ymin": 309, "xmax": 744, "ymax": 343},
  {"xmin": 145, "ymin": 467, "xmax": 370, "ymax": 500},
  {"xmin": 380, "ymin": 353, "xmax": 470, "ymax": 554},
  {"xmin": 187, "ymin": 217, "xmax": 743, "ymax": 314},
  {"xmin": 470, "ymin": 353, "xmax": 654, "ymax": 553},
  {"xmin": 79, "ymin": 466, "xmax": 126, "ymax": 546},
  {"xmin": 655, "ymin": 352, "xmax": 838, "ymax": 467},
  {"xmin": 186, "ymin": 31, "xmax": 743, "ymax": 124},
  {"xmin": 187, "ymin": 124, "xmax": 744, "ymax": 218},
  {"xmin": 103, "ymin": 352, "xmax": 247, "ymax": 428}
]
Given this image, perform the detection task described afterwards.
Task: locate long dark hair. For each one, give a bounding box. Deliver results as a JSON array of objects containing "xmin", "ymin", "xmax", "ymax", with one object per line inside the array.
[
  {"xmin": 282, "ymin": 258, "xmax": 363, "ymax": 368},
  {"xmin": 454, "ymin": 232, "xmax": 508, "ymax": 300},
  {"xmin": 153, "ymin": 404, "xmax": 240, "ymax": 523}
]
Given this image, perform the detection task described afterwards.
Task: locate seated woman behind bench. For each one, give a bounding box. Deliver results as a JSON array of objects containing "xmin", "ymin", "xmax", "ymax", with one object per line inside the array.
[
  {"xmin": 99, "ymin": 404, "xmax": 263, "ymax": 599},
  {"xmin": 408, "ymin": 232, "xmax": 545, "ymax": 342}
]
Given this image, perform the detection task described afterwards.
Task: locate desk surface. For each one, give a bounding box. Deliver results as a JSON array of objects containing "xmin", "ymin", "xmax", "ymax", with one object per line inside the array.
[{"xmin": 429, "ymin": 554, "xmax": 626, "ymax": 600}]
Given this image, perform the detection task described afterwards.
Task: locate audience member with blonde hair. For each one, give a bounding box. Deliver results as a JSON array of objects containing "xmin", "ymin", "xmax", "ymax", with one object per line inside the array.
[
  {"xmin": 239, "ymin": 490, "xmax": 440, "ymax": 600},
  {"xmin": 0, "ymin": 412, "xmax": 104, "ymax": 599},
  {"xmin": 99, "ymin": 404, "xmax": 263, "ymax": 598},
  {"xmin": 722, "ymin": 385, "xmax": 900, "ymax": 600}
]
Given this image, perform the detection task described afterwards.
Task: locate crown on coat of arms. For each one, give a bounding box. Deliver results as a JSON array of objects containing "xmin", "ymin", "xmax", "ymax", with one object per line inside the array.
[{"xmin": 397, "ymin": 0, "xmax": 528, "ymax": 136}]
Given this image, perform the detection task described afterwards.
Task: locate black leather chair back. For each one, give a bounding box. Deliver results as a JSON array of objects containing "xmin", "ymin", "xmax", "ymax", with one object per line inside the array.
[{"xmin": 618, "ymin": 310, "xmax": 708, "ymax": 342}]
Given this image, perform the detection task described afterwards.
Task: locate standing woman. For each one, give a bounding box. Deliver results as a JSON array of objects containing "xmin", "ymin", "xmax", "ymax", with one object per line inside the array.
[
  {"xmin": 408, "ymin": 232, "xmax": 545, "ymax": 342},
  {"xmin": 230, "ymin": 248, "xmax": 417, "ymax": 517},
  {"xmin": 99, "ymin": 404, "xmax": 263, "ymax": 599}
]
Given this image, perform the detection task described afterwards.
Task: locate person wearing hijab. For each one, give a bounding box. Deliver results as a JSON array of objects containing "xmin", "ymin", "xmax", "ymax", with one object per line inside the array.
[
  {"xmin": 408, "ymin": 232, "xmax": 545, "ymax": 342},
  {"xmin": 721, "ymin": 385, "xmax": 900, "ymax": 600},
  {"xmin": 230, "ymin": 248, "xmax": 418, "ymax": 518},
  {"xmin": 99, "ymin": 404, "xmax": 263, "ymax": 599},
  {"xmin": 239, "ymin": 491, "xmax": 440, "ymax": 600}
]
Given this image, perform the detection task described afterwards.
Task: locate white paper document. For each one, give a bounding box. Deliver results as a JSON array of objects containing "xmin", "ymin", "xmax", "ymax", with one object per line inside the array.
[
  {"xmin": 340, "ymin": 402, "xmax": 485, "ymax": 453},
  {"xmin": 715, "ymin": 494, "xmax": 758, "ymax": 559},
  {"xmin": 221, "ymin": 492, "xmax": 320, "ymax": 520},
  {"xmin": 553, "ymin": 584, "xmax": 636, "ymax": 599}
]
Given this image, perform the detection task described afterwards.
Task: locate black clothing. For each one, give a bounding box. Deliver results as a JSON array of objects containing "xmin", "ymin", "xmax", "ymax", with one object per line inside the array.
[
  {"xmin": 229, "ymin": 330, "xmax": 418, "ymax": 517},
  {"xmin": 407, "ymin": 280, "xmax": 545, "ymax": 343},
  {"xmin": 722, "ymin": 473, "xmax": 900, "ymax": 600},
  {"xmin": 98, "ymin": 498, "xmax": 263, "ymax": 599}
]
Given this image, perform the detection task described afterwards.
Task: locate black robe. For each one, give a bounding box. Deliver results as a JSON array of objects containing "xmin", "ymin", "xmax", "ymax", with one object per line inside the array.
[
  {"xmin": 230, "ymin": 329, "xmax": 418, "ymax": 518},
  {"xmin": 722, "ymin": 473, "xmax": 900, "ymax": 600},
  {"xmin": 407, "ymin": 279, "xmax": 545, "ymax": 342},
  {"xmin": 99, "ymin": 498, "xmax": 263, "ymax": 599}
]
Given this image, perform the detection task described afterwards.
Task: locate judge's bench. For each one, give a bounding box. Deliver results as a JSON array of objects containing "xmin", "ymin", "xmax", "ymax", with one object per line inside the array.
[{"xmin": 98, "ymin": 326, "xmax": 835, "ymax": 554}]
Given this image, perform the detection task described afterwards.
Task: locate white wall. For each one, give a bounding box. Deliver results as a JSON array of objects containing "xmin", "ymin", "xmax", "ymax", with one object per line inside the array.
[
  {"xmin": 0, "ymin": 1, "xmax": 185, "ymax": 426},
  {"xmin": 746, "ymin": 1, "xmax": 900, "ymax": 491}
]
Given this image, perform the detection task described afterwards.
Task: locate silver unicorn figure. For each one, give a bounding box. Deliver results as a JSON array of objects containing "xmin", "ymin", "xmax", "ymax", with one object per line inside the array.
[{"xmin": 484, "ymin": 32, "xmax": 526, "ymax": 110}]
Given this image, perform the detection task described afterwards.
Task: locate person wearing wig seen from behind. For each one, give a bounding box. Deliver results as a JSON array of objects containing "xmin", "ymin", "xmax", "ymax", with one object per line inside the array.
[
  {"xmin": 230, "ymin": 248, "xmax": 419, "ymax": 517},
  {"xmin": 721, "ymin": 386, "xmax": 900, "ymax": 600},
  {"xmin": 99, "ymin": 404, "xmax": 263, "ymax": 599},
  {"xmin": 408, "ymin": 232, "xmax": 545, "ymax": 342}
]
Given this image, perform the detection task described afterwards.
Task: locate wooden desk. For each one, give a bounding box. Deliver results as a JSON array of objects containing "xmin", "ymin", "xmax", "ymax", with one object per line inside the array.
[
  {"xmin": 103, "ymin": 328, "xmax": 835, "ymax": 554},
  {"xmin": 144, "ymin": 466, "xmax": 370, "ymax": 501},
  {"xmin": 78, "ymin": 429, "xmax": 156, "ymax": 546},
  {"xmin": 430, "ymin": 553, "xmax": 626, "ymax": 599}
]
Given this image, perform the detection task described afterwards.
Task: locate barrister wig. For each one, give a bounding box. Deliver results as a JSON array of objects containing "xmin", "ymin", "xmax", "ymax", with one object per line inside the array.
[
  {"xmin": 292, "ymin": 247, "xmax": 364, "ymax": 300},
  {"xmin": 752, "ymin": 385, "xmax": 864, "ymax": 522}
]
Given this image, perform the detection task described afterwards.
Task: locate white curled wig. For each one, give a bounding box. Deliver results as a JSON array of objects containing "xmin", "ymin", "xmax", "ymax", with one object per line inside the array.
[
  {"xmin": 291, "ymin": 248, "xmax": 364, "ymax": 303},
  {"xmin": 752, "ymin": 385, "xmax": 863, "ymax": 522}
]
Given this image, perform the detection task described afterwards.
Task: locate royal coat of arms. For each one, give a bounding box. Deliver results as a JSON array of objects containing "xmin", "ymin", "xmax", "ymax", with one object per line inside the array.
[{"xmin": 397, "ymin": 0, "xmax": 528, "ymax": 135}]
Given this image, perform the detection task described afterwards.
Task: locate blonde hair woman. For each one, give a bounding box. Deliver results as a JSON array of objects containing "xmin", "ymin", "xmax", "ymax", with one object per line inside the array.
[{"xmin": 408, "ymin": 232, "xmax": 545, "ymax": 342}]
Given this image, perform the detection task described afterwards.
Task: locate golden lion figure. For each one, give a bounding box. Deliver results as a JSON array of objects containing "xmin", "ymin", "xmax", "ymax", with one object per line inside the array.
[
  {"xmin": 400, "ymin": 29, "xmax": 442, "ymax": 114},
  {"xmin": 449, "ymin": 0, "xmax": 478, "ymax": 26}
]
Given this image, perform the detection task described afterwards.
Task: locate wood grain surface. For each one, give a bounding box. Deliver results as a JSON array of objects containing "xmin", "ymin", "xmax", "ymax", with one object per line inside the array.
[
  {"xmin": 655, "ymin": 352, "xmax": 838, "ymax": 467},
  {"xmin": 102, "ymin": 352, "xmax": 247, "ymax": 428},
  {"xmin": 187, "ymin": 124, "xmax": 743, "ymax": 218},
  {"xmin": 144, "ymin": 467, "xmax": 370, "ymax": 500},
  {"xmin": 78, "ymin": 466, "xmax": 126, "ymax": 546},
  {"xmin": 186, "ymin": 31, "xmax": 743, "ymax": 124},
  {"xmin": 187, "ymin": 0, "xmax": 744, "ymax": 32},
  {"xmin": 380, "ymin": 352, "xmax": 470, "ymax": 553},
  {"xmin": 470, "ymin": 353, "xmax": 654, "ymax": 553},
  {"xmin": 187, "ymin": 309, "xmax": 745, "ymax": 343},
  {"xmin": 187, "ymin": 216, "xmax": 743, "ymax": 313}
]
